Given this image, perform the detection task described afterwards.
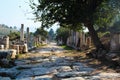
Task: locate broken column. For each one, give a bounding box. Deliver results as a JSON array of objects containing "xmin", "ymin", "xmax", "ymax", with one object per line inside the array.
[
  {"xmin": 26, "ymin": 27, "xmax": 30, "ymax": 47},
  {"xmin": 80, "ymin": 32, "xmax": 86, "ymax": 47},
  {"xmin": 86, "ymin": 37, "xmax": 91, "ymax": 47},
  {"xmin": 80, "ymin": 32, "xmax": 86, "ymax": 50},
  {"xmin": 20, "ymin": 24, "xmax": 24, "ymax": 42},
  {"xmin": 29, "ymin": 34, "xmax": 34, "ymax": 48},
  {"xmin": 69, "ymin": 30, "xmax": 72, "ymax": 46},
  {"xmin": 4, "ymin": 36, "xmax": 9, "ymax": 49},
  {"xmin": 82, "ymin": 32, "xmax": 86, "ymax": 45},
  {"xmin": 71, "ymin": 30, "xmax": 75, "ymax": 47},
  {"xmin": 75, "ymin": 32, "xmax": 79, "ymax": 46}
]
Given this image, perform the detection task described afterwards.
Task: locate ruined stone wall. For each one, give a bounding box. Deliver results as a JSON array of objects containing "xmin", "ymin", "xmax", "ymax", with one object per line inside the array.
[
  {"xmin": 110, "ymin": 32, "xmax": 120, "ymax": 52},
  {"xmin": 67, "ymin": 31, "xmax": 91, "ymax": 50},
  {"xmin": 0, "ymin": 36, "xmax": 9, "ymax": 49}
]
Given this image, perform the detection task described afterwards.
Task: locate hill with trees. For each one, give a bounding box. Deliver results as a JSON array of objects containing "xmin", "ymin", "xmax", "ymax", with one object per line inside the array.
[{"xmin": 0, "ymin": 24, "xmax": 18, "ymax": 37}]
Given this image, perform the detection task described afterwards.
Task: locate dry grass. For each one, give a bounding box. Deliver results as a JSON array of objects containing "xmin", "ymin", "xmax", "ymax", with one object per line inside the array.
[{"xmin": 17, "ymin": 50, "xmax": 87, "ymax": 59}]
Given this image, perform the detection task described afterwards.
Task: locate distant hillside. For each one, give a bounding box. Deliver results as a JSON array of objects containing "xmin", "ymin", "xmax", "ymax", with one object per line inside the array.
[{"xmin": 0, "ymin": 24, "xmax": 18, "ymax": 37}]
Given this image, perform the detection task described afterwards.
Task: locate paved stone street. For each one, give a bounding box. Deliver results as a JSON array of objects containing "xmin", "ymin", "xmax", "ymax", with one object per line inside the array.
[{"xmin": 0, "ymin": 43, "xmax": 120, "ymax": 80}]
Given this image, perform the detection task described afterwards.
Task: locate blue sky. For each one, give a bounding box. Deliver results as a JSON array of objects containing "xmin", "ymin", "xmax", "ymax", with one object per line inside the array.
[{"xmin": 0, "ymin": 0, "xmax": 59, "ymax": 32}]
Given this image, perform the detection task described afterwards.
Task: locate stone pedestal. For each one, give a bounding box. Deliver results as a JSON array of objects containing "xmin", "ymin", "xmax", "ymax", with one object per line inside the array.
[
  {"xmin": 8, "ymin": 49, "xmax": 17, "ymax": 59},
  {"xmin": 12, "ymin": 45, "xmax": 19, "ymax": 54},
  {"xmin": 23, "ymin": 43, "xmax": 28, "ymax": 53}
]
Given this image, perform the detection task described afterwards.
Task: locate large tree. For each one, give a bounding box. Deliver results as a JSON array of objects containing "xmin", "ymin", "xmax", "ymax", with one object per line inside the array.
[{"xmin": 30, "ymin": 0, "xmax": 118, "ymax": 49}]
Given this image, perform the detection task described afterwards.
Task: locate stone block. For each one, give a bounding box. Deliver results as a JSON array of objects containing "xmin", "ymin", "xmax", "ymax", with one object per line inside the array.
[
  {"xmin": 57, "ymin": 66, "xmax": 72, "ymax": 72},
  {"xmin": 0, "ymin": 45, "xmax": 4, "ymax": 50},
  {"xmin": 0, "ymin": 49, "xmax": 17, "ymax": 59},
  {"xmin": 8, "ymin": 49, "xmax": 17, "ymax": 59}
]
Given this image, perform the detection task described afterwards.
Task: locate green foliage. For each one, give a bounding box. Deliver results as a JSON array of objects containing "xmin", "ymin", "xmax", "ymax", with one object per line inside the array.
[
  {"xmin": 29, "ymin": 0, "xmax": 120, "ymax": 49},
  {"xmin": 94, "ymin": 0, "xmax": 120, "ymax": 34},
  {"xmin": 30, "ymin": 0, "xmax": 120, "ymax": 30},
  {"xmin": 34, "ymin": 28, "xmax": 48, "ymax": 37},
  {"xmin": 95, "ymin": 1, "xmax": 119, "ymax": 28},
  {"xmin": 98, "ymin": 31, "xmax": 110, "ymax": 38},
  {"xmin": 61, "ymin": 45, "xmax": 73, "ymax": 50},
  {"xmin": 109, "ymin": 20, "xmax": 120, "ymax": 32},
  {"xmin": 34, "ymin": 42, "xmax": 46, "ymax": 47},
  {"xmin": 8, "ymin": 32, "xmax": 20, "ymax": 40},
  {"xmin": 34, "ymin": 28, "xmax": 48, "ymax": 40},
  {"xmin": 95, "ymin": 20, "xmax": 120, "ymax": 33},
  {"xmin": 0, "ymin": 24, "xmax": 9, "ymax": 28},
  {"xmin": 30, "ymin": 0, "xmax": 107, "ymax": 29},
  {"xmin": 56, "ymin": 27, "xmax": 69, "ymax": 44},
  {"xmin": 0, "ymin": 24, "xmax": 17, "ymax": 36}
]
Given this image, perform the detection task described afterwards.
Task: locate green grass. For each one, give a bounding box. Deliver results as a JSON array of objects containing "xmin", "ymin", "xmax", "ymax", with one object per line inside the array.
[
  {"xmin": 34, "ymin": 43, "xmax": 47, "ymax": 48},
  {"xmin": 61, "ymin": 45, "xmax": 74, "ymax": 50},
  {"xmin": 15, "ymin": 54, "xmax": 25, "ymax": 59}
]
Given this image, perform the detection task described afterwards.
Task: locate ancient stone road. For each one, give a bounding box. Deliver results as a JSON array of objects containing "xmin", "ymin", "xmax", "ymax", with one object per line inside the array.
[
  {"xmin": 0, "ymin": 43, "xmax": 120, "ymax": 80},
  {"xmin": 31, "ymin": 42, "xmax": 64, "ymax": 53}
]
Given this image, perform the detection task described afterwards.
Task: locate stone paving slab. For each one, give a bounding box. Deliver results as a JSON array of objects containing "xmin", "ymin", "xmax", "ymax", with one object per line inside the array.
[
  {"xmin": 32, "ymin": 67, "xmax": 53, "ymax": 76},
  {"xmin": 57, "ymin": 66, "xmax": 72, "ymax": 72},
  {"xmin": 72, "ymin": 66, "xmax": 94, "ymax": 72},
  {"xmin": 0, "ymin": 77, "xmax": 11, "ymax": 80},
  {"xmin": 34, "ymin": 75, "xmax": 52, "ymax": 80},
  {"xmin": 61, "ymin": 77, "xmax": 85, "ymax": 80},
  {"xmin": 16, "ymin": 70, "xmax": 34, "ymax": 78},
  {"xmin": 56, "ymin": 71, "xmax": 91, "ymax": 78},
  {"xmin": 16, "ymin": 77, "xmax": 33, "ymax": 80},
  {"xmin": 0, "ymin": 68, "xmax": 19, "ymax": 78},
  {"xmin": 98, "ymin": 73, "xmax": 120, "ymax": 78},
  {"xmin": 1, "ymin": 56, "xmax": 120, "ymax": 80}
]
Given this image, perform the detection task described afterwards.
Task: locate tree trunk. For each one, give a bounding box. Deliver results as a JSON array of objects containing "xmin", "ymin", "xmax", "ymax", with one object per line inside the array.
[{"xmin": 86, "ymin": 23, "xmax": 104, "ymax": 50}]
